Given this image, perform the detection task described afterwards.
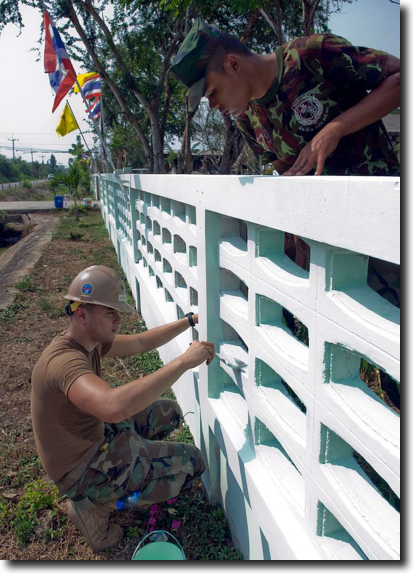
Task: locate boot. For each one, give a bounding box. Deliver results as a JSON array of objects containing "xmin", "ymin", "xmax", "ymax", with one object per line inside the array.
[{"xmin": 67, "ymin": 499, "xmax": 123, "ymax": 551}]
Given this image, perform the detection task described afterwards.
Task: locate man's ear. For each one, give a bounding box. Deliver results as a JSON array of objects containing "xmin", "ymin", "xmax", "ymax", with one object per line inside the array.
[
  {"xmin": 224, "ymin": 54, "xmax": 241, "ymax": 74},
  {"xmin": 74, "ymin": 306, "xmax": 88, "ymax": 325}
]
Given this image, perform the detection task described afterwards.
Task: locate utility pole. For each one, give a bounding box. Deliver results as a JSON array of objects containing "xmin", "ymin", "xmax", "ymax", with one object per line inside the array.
[
  {"xmin": 7, "ymin": 133, "xmax": 19, "ymax": 160},
  {"xmin": 30, "ymin": 149, "xmax": 34, "ymax": 164}
]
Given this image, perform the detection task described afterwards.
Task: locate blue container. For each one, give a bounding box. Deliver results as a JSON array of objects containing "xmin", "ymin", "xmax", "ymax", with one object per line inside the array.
[{"xmin": 54, "ymin": 195, "xmax": 64, "ymax": 209}]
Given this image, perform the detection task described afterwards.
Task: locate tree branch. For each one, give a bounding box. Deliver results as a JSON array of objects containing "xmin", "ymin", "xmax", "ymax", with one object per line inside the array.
[{"xmin": 65, "ymin": 0, "xmax": 153, "ymax": 167}]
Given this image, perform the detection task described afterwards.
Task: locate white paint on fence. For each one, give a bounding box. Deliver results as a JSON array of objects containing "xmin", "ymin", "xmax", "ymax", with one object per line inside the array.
[{"xmin": 93, "ymin": 173, "xmax": 400, "ymax": 561}]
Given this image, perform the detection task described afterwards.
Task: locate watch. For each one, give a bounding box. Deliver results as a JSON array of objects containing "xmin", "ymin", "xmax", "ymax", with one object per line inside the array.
[{"xmin": 185, "ymin": 312, "xmax": 195, "ymax": 327}]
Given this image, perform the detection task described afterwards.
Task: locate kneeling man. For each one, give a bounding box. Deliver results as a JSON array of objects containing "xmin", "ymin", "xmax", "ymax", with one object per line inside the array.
[{"xmin": 31, "ymin": 265, "xmax": 214, "ymax": 551}]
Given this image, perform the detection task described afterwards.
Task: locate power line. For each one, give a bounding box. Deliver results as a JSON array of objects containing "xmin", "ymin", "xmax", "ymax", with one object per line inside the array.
[{"xmin": 0, "ymin": 145, "xmax": 71, "ymax": 154}]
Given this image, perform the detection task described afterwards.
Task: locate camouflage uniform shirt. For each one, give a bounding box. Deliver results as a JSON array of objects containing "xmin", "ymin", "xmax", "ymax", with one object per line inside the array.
[{"xmin": 236, "ymin": 34, "xmax": 399, "ymax": 175}]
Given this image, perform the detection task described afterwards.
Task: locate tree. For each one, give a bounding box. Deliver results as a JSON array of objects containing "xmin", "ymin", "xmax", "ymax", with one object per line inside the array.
[
  {"xmin": 2, "ymin": 0, "xmax": 355, "ymax": 175},
  {"xmin": 55, "ymin": 161, "xmax": 85, "ymax": 221},
  {"xmin": 50, "ymin": 154, "xmax": 57, "ymax": 173}
]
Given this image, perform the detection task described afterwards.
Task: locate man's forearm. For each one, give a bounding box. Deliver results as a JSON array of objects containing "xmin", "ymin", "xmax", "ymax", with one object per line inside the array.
[
  {"xmin": 138, "ymin": 317, "xmax": 194, "ymax": 353},
  {"xmin": 328, "ymin": 71, "xmax": 400, "ymax": 139},
  {"xmin": 110, "ymin": 355, "xmax": 188, "ymax": 422},
  {"xmin": 109, "ymin": 316, "xmax": 195, "ymax": 358}
]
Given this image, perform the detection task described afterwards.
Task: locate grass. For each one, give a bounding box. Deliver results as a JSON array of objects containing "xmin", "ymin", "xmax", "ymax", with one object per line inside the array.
[{"xmin": 0, "ymin": 209, "xmax": 243, "ymax": 561}]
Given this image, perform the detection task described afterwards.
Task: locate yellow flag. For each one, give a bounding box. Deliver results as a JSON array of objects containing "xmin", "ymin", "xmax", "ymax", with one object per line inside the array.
[
  {"xmin": 56, "ymin": 103, "xmax": 79, "ymax": 137},
  {"xmin": 74, "ymin": 72, "xmax": 98, "ymax": 93}
]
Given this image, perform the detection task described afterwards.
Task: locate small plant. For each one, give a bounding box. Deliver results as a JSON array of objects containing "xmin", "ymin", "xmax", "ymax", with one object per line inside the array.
[
  {"xmin": 15, "ymin": 275, "xmax": 37, "ymax": 292},
  {"xmin": 39, "ymin": 298, "xmax": 65, "ymax": 319},
  {"xmin": 20, "ymin": 178, "xmax": 32, "ymax": 189},
  {"xmin": 10, "ymin": 479, "xmax": 58, "ymax": 545},
  {"xmin": 68, "ymin": 230, "xmax": 84, "ymax": 241}
]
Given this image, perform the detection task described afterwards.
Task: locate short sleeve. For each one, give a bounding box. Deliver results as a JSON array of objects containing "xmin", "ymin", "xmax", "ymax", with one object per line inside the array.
[
  {"xmin": 321, "ymin": 34, "xmax": 389, "ymax": 90},
  {"xmin": 236, "ymin": 119, "xmax": 278, "ymax": 165},
  {"xmin": 47, "ymin": 351, "xmax": 95, "ymax": 396}
]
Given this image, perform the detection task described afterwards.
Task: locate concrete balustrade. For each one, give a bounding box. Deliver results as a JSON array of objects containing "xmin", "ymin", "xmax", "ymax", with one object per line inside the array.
[{"xmin": 93, "ymin": 173, "xmax": 400, "ymax": 561}]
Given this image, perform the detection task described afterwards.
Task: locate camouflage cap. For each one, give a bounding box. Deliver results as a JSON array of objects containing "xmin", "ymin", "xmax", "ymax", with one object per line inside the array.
[{"xmin": 169, "ymin": 20, "xmax": 222, "ymax": 111}]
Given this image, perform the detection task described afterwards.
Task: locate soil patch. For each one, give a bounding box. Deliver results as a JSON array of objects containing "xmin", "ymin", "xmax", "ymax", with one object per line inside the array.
[{"xmin": 0, "ymin": 214, "xmax": 59, "ymax": 310}]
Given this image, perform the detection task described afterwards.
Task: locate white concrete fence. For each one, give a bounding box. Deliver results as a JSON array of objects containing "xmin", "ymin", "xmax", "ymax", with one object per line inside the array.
[
  {"xmin": 0, "ymin": 179, "xmax": 48, "ymax": 191},
  {"xmin": 92, "ymin": 173, "xmax": 400, "ymax": 561}
]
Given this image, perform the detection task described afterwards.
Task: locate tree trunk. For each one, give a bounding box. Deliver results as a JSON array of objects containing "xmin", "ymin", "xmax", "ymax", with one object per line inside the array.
[
  {"xmin": 302, "ymin": 0, "xmax": 322, "ymax": 36},
  {"xmin": 67, "ymin": 0, "xmax": 154, "ymax": 171},
  {"xmin": 74, "ymin": 196, "xmax": 79, "ymax": 222},
  {"xmin": 218, "ymin": 116, "xmax": 245, "ymax": 174}
]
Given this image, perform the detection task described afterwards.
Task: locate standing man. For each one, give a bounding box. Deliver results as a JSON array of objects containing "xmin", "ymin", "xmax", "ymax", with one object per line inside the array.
[
  {"xmin": 169, "ymin": 20, "xmax": 400, "ymax": 177},
  {"xmin": 170, "ymin": 19, "xmax": 400, "ymax": 276},
  {"xmin": 31, "ymin": 265, "xmax": 214, "ymax": 551}
]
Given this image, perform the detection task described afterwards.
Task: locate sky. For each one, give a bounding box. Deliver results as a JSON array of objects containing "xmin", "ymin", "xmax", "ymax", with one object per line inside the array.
[{"xmin": 0, "ymin": 0, "xmax": 402, "ymax": 167}]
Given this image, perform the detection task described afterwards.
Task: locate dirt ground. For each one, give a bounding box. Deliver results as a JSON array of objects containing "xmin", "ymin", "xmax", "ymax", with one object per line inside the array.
[
  {"xmin": 0, "ymin": 209, "xmax": 242, "ymax": 561},
  {"xmin": 0, "ymin": 214, "xmax": 59, "ymax": 310}
]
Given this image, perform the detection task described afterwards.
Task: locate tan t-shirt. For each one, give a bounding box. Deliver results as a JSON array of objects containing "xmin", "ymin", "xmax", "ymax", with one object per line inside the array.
[{"xmin": 31, "ymin": 331, "xmax": 112, "ymax": 482}]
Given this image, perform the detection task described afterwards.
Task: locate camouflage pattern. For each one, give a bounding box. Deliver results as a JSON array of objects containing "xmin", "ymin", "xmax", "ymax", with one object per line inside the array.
[
  {"xmin": 169, "ymin": 20, "xmax": 222, "ymax": 111},
  {"xmin": 58, "ymin": 399, "xmax": 205, "ymax": 509},
  {"xmin": 237, "ymin": 34, "xmax": 400, "ymax": 175}
]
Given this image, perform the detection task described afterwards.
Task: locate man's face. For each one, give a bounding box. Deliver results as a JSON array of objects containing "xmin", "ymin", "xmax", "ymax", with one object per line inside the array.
[
  {"xmin": 204, "ymin": 59, "xmax": 251, "ymax": 118},
  {"xmin": 85, "ymin": 305, "xmax": 121, "ymax": 343}
]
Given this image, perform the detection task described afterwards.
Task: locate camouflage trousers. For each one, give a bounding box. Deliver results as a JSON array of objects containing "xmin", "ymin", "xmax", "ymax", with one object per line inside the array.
[{"xmin": 58, "ymin": 399, "xmax": 205, "ymax": 510}]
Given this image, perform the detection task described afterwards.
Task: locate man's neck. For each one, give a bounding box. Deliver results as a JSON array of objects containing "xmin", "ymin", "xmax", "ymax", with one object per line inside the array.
[
  {"xmin": 67, "ymin": 323, "xmax": 98, "ymax": 353},
  {"xmin": 248, "ymin": 52, "xmax": 278, "ymax": 101}
]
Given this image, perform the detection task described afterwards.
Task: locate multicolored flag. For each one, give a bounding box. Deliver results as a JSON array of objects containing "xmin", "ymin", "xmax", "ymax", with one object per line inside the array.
[
  {"xmin": 73, "ymin": 72, "xmax": 99, "ymax": 93},
  {"xmin": 44, "ymin": 10, "xmax": 76, "ymax": 113},
  {"xmin": 85, "ymin": 96, "xmax": 101, "ymax": 121},
  {"xmin": 80, "ymin": 74, "xmax": 101, "ymax": 100}
]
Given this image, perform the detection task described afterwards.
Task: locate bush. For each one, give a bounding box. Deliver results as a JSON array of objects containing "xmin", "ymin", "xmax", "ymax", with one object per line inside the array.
[{"xmin": 20, "ymin": 178, "xmax": 32, "ymax": 189}]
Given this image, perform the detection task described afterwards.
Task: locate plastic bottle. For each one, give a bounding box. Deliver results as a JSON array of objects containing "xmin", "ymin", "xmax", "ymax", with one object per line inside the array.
[{"xmin": 116, "ymin": 490, "xmax": 141, "ymax": 510}]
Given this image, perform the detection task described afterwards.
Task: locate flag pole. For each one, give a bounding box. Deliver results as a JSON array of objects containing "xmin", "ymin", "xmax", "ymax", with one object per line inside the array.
[
  {"xmin": 41, "ymin": 2, "xmax": 128, "ymax": 200},
  {"xmin": 74, "ymin": 77, "xmax": 115, "ymax": 173},
  {"xmin": 67, "ymin": 100, "xmax": 91, "ymax": 154}
]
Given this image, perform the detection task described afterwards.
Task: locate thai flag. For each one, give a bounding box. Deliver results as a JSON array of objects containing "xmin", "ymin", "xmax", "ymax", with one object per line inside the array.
[
  {"xmin": 86, "ymin": 96, "xmax": 101, "ymax": 120},
  {"xmin": 81, "ymin": 75, "xmax": 102, "ymax": 100},
  {"xmin": 44, "ymin": 10, "xmax": 76, "ymax": 113}
]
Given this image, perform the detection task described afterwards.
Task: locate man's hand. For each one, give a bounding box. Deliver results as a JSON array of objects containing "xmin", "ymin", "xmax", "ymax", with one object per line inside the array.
[
  {"xmin": 284, "ymin": 122, "xmax": 344, "ymax": 176},
  {"xmin": 183, "ymin": 341, "xmax": 215, "ymax": 368},
  {"xmin": 192, "ymin": 313, "xmax": 199, "ymax": 325}
]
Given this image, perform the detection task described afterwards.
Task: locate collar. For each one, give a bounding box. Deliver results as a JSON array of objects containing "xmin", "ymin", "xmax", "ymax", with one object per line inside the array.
[{"xmin": 252, "ymin": 47, "xmax": 283, "ymax": 107}]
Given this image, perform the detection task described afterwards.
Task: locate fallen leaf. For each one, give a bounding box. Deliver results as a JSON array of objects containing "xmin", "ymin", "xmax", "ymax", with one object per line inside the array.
[{"xmin": 3, "ymin": 492, "xmax": 19, "ymax": 500}]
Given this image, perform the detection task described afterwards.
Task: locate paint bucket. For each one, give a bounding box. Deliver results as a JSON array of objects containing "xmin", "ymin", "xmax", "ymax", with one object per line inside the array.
[
  {"xmin": 82, "ymin": 198, "xmax": 92, "ymax": 207},
  {"xmin": 131, "ymin": 530, "xmax": 185, "ymax": 561}
]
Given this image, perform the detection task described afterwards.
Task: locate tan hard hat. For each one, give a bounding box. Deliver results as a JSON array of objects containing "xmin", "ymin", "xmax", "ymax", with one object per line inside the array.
[{"xmin": 64, "ymin": 265, "xmax": 135, "ymax": 314}]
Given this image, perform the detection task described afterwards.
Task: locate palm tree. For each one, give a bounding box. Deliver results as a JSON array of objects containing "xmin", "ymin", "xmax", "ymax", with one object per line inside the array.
[{"xmin": 55, "ymin": 162, "xmax": 84, "ymax": 221}]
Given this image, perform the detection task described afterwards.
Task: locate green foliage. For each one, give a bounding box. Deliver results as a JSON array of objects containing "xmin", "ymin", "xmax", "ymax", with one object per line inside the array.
[
  {"xmin": 15, "ymin": 275, "xmax": 37, "ymax": 293},
  {"xmin": 20, "ymin": 178, "xmax": 32, "ymax": 189},
  {"xmin": 7, "ymin": 479, "xmax": 59, "ymax": 545},
  {"xmin": 0, "ymin": 154, "xmax": 52, "ymax": 184}
]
